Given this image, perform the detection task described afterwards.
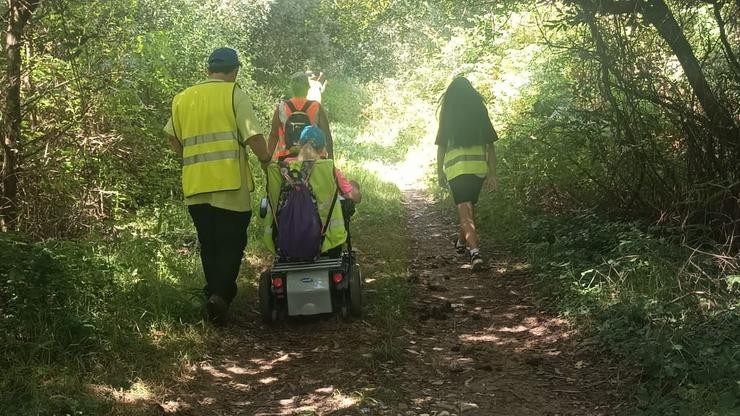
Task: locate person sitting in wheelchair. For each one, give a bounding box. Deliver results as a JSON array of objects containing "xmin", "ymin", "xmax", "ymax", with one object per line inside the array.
[
  {"xmin": 295, "ymin": 125, "xmax": 361, "ymax": 205},
  {"xmin": 261, "ymin": 126, "xmax": 360, "ymax": 261}
]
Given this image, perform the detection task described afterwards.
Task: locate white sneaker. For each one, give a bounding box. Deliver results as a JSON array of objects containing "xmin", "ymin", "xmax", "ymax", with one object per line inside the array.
[{"xmin": 470, "ymin": 252, "xmax": 484, "ymax": 271}]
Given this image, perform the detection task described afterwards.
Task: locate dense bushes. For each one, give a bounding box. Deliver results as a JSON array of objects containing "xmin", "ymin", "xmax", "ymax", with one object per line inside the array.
[
  {"xmin": 467, "ymin": 177, "xmax": 740, "ymax": 414},
  {"xmin": 418, "ymin": 5, "xmax": 740, "ymax": 412},
  {"xmin": 0, "ymin": 206, "xmax": 207, "ymax": 414}
]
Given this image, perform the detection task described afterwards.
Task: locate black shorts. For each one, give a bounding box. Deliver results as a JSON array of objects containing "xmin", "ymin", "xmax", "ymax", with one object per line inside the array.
[{"xmin": 448, "ymin": 174, "xmax": 484, "ymax": 205}]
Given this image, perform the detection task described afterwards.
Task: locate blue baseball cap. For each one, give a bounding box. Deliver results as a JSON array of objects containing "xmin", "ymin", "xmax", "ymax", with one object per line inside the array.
[
  {"xmin": 208, "ymin": 47, "xmax": 240, "ymax": 68},
  {"xmin": 299, "ymin": 126, "xmax": 326, "ymax": 149}
]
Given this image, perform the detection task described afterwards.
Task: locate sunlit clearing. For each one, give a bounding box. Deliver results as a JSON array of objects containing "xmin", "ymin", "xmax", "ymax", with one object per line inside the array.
[
  {"xmin": 363, "ymin": 142, "xmax": 435, "ymax": 190},
  {"xmin": 491, "ymin": 63, "xmax": 531, "ymax": 101},
  {"xmin": 260, "ymin": 377, "xmax": 278, "ymax": 384},
  {"xmin": 348, "ymin": 75, "xmax": 439, "ymax": 190},
  {"xmin": 357, "ymin": 28, "xmax": 537, "ymax": 191},
  {"xmin": 441, "ymin": 34, "xmax": 466, "ymax": 60}
]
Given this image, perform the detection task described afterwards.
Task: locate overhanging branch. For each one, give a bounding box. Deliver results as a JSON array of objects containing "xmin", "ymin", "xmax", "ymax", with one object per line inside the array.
[
  {"xmin": 564, "ymin": 0, "xmax": 641, "ymax": 15},
  {"xmin": 587, "ymin": 0, "xmax": 640, "ymax": 14}
]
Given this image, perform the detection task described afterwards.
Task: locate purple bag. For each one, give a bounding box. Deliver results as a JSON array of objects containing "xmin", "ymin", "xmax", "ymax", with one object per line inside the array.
[{"xmin": 276, "ymin": 162, "xmax": 322, "ymax": 259}]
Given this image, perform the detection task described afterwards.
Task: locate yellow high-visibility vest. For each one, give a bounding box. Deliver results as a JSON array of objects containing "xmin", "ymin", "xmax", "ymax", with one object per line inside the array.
[
  {"xmin": 172, "ymin": 82, "xmax": 253, "ymax": 197},
  {"xmin": 262, "ymin": 159, "xmax": 347, "ymax": 253},
  {"xmin": 443, "ymin": 145, "xmax": 488, "ymax": 181}
]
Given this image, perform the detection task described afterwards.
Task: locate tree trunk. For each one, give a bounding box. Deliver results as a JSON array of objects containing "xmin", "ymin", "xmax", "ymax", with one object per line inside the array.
[
  {"xmin": 573, "ymin": 0, "xmax": 740, "ymax": 180},
  {"xmin": 713, "ymin": 2, "xmax": 740, "ymax": 82},
  {"xmin": 642, "ymin": 0, "xmax": 736, "ymax": 134},
  {"xmin": 1, "ymin": 0, "xmax": 41, "ymax": 231}
]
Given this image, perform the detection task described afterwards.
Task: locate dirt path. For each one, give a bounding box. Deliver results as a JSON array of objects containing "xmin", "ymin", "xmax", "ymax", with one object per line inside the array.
[{"xmin": 160, "ymin": 190, "xmax": 629, "ymax": 415}]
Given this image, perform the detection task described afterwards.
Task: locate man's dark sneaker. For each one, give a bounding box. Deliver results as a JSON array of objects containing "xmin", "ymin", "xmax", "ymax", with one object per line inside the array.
[
  {"xmin": 454, "ymin": 239, "xmax": 467, "ymax": 255},
  {"xmin": 470, "ymin": 252, "xmax": 484, "ymax": 271},
  {"xmin": 206, "ymin": 294, "xmax": 228, "ymax": 325}
]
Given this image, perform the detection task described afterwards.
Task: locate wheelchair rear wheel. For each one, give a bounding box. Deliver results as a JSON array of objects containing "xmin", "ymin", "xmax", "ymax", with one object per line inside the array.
[
  {"xmin": 349, "ymin": 263, "xmax": 362, "ymax": 317},
  {"xmin": 259, "ymin": 272, "xmax": 277, "ymax": 324}
]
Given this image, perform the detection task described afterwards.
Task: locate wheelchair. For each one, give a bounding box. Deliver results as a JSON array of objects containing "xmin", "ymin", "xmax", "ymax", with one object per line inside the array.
[{"xmin": 257, "ymin": 159, "xmax": 361, "ymax": 323}]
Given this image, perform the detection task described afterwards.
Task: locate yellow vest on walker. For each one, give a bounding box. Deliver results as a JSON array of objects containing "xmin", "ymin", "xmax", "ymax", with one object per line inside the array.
[
  {"xmin": 443, "ymin": 145, "xmax": 488, "ymax": 181},
  {"xmin": 172, "ymin": 82, "xmax": 254, "ymax": 197},
  {"xmin": 262, "ymin": 159, "xmax": 347, "ymax": 253}
]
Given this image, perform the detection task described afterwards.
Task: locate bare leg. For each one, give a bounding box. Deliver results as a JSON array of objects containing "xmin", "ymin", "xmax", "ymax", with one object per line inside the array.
[{"xmin": 456, "ymin": 202, "xmax": 479, "ymax": 250}]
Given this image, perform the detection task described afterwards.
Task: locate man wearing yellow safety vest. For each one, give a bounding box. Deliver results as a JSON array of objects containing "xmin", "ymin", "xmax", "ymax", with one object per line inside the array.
[
  {"xmin": 436, "ymin": 77, "xmax": 498, "ymax": 272},
  {"xmin": 268, "ymin": 72, "xmax": 333, "ymax": 160},
  {"xmin": 164, "ymin": 47, "xmax": 271, "ymax": 324}
]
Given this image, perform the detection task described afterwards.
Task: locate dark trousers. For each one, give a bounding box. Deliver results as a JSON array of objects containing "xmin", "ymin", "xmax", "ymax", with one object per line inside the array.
[{"xmin": 188, "ymin": 204, "xmax": 252, "ymax": 304}]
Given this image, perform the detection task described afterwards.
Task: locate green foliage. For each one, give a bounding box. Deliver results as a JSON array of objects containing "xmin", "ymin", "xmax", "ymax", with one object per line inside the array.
[
  {"xmin": 13, "ymin": 0, "xmax": 274, "ymax": 238},
  {"xmin": 320, "ymin": 77, "xmax": 413, "ymax": 345},
  {"xmin": 0, "ymin": 204, "xmax": 210, "ymax": 414},
  {"xmin": 467, "ymin": 175, "xmax": 740, "ymax": 414},
  {"xmin": 445, "ymin": 7, "xmax": 740, "ymax": 410},
  {"xmin": 322, "ymin": 77, "xmax": 372, "ymax": 125},
  {"xmin": 341, "ymin": 163, "xmax": 411, "ymax": 365},
  {"xmin": 3, "ymin": 0, "xmax": 740, "ymax": 414},
  {"xmin": 1, "ymin": 62, "xmax": 418, "ymax": 413}
]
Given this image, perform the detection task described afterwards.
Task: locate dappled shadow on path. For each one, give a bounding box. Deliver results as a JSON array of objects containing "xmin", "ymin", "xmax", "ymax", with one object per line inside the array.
[
  {"xmin": 155, "ymin": 317, "xmax": 381, "ymax": 415},
  {"xmin": 390, "ymin": 190, "xmax": 629, "ymax": 416},
  {"xmin": 147, "ymin": 189, "xmax": 629, "ymax": 416}
]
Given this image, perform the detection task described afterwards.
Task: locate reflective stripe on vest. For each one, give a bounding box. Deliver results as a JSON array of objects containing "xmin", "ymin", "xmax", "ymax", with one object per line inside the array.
[
  {"xmin": 443, "ymin": 145, "xmax": 488, "ymax": 181},
  {"xmin": 172, "ymin": 82, "xmax": 254, "ymax": 197},
  {"xmin": 182, "ymin": 131, "xmax": 236, "ymax": 147},
  {"xmin": 182, "ymin": 149, "xmax": 239, "ymax": 166},
  {"xmin": 274, "ymin": 98, "xmax": 320, "ymax": 159},
  {"xmin": 262, "ymin": 159, "xmax": 347, "ymax": 253}
]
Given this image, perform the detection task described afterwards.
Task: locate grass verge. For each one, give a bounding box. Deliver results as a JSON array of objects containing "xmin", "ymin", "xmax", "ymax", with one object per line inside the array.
[
  {"xmin": 0, "ymin": 202, "xmax": 211, "ymax": 415},
  {"xmin": 1, "ymin": 145, "xmax": 413, "ymax": 416}
]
